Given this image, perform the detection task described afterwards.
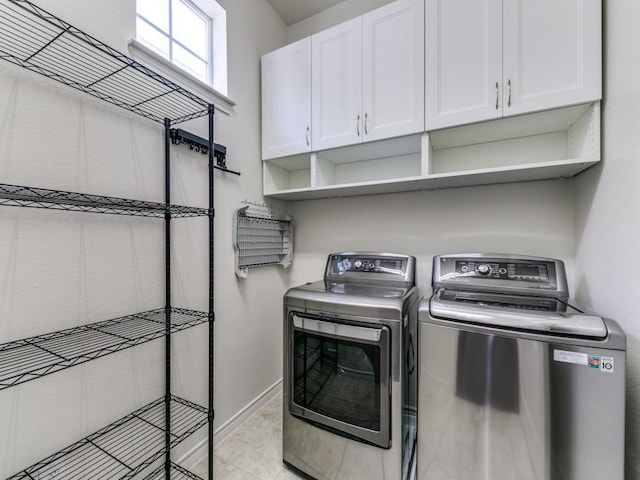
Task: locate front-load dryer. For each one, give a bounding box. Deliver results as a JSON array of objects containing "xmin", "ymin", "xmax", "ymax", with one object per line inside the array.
[{"xmin": 283, "ymin": 252, "xmax": 418, "ymax": 480}]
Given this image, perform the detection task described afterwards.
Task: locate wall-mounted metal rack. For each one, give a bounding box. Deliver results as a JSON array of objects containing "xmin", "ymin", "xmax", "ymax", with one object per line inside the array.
[
  {"xmin": 0, "ymin": 0, "xmax": 233, "ymax": 478},
  {"xmin": 169, "ymin": 129, "xmax": 237, "ymax": 173},
  {"xmin": 233, "ymin": 204, "xmax": 293, "ymax": 278}
]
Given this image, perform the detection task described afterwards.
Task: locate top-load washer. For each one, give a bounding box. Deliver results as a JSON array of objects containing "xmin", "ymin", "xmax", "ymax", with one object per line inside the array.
[
  {"xmin": 418, "ymin": 253, "xmax": 626, "ymax": 480},
  {"xmin": 283, "ymin": 252, "xmax": 419, "ymax": 480}
]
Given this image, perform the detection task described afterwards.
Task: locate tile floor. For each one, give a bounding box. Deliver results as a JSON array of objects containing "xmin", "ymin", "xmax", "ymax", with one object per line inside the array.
[{"xmin": 192, "ymin": 393, "xmax": 303, "ymax": 479}]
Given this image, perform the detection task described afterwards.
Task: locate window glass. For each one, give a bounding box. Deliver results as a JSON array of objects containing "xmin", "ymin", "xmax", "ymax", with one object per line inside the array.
[
  {"xmin": 172, "ymin": 0, "xmax": 208, "ymax": 59},
  {"xmin": 136, "ymin": 17, "xmax": 170, "ymax": 58},
  {"xmin": 137, "ymin": 0, "xmax": 169, "ymax": 32},
  {"xmin": 173, "ymin": 43, "xmax": 207, "ymax": 82},
  {"xmin": 136, "ymin": 0, "xmax": 210, "ymax": 83},
  {"xmin": 292, "ymin": 330, "xmax": 381, "ymax": 431}
]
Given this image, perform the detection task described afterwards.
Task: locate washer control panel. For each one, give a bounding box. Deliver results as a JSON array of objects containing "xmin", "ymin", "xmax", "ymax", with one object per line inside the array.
[
  {"xmin": 433, "ymin": 254, "xmax": 568, "ymax": 297},
  {"xmin": 455, "ymin": 260, "xmax": 549, "ymax": 282},
  {"xmin": 325, "ymin": 252, "xmax": 415, "ymax": 285}
]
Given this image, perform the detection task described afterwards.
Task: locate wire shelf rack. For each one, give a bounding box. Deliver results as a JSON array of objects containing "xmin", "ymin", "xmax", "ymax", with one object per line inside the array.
[
  {"xmin": 6, "ymin": 395, "xmax": 209, "ymax": 480},
  {"xmin": 233, "ymin": 204, "xmax": 293, "ymax": 278},
  {"xmin": 145, "ymin": 462, "xmax": 204, "ymax": 480},
  {"xmin": 0, "ymin": 0, "xmax": 210, "ymax": 124},
  {"xmin": 0, "ymin": 184, "xmax": 209, "ymax": 218},
  {"xmin": 0, "ymin": 308, "xmax": 208, "ymax": 390}
]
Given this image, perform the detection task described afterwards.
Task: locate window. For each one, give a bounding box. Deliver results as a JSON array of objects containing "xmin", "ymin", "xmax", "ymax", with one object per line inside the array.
[{"xmin": 137, "ymin": 0, "xmax": 212, "ymax": 84}]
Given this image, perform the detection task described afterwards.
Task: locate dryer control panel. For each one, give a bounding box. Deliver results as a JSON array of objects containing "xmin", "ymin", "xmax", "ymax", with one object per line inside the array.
[
  {"xmin": 325, "ymin": 252, "xmax": 416, "ymax": 286},
  {"xmin": 433, "ymin": 254, "xmax": 568, "ymax": 298}
]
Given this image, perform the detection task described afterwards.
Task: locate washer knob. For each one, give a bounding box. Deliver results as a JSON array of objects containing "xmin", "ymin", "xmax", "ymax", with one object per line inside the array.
[
  {"xmin": 476, "ymin": 263, "xmax": 492, "ymax": 276},
  {"xmin": 338, "ymin": 259, "xmax": 352, "ymax": 272},
  {"xmin": 353, "ymin": 259, "xmax": 363, "ymax": 270}
]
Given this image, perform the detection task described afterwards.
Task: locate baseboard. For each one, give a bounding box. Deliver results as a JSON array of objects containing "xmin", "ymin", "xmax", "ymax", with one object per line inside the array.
[{"xmin": 179, "ymin": 378, "xmax": 283, "ymax": 470}]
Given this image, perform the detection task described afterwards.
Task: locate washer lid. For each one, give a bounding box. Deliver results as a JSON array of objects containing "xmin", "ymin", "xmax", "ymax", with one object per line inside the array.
[{"xmin": 430, "ymin": 288, "xmax": 608, "ymax": 338}]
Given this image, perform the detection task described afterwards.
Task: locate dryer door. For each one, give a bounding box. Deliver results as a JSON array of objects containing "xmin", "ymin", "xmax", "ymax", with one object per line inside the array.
[{"xmin": 288, "ymin": 313, "xmax": 391, "ymax": 448}]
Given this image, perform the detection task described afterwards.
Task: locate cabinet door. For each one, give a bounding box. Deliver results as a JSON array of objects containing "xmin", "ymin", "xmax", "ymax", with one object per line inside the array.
[
  {"xmin": 425, "ymin": 0, "xmax": 502, "ymax": 130},
  {"xmin": 312, "ymin": 17, "xmax": 363, "ymax": 151},
  {"xmin": 261, "ymin": 38, "xmax": 311, "ymax": 160},
  {"xmin": 502, "ymin": 0, "xmax": 602, "ymax": 116},
  {"xmin": 362, "ymin": 0, "xmax": 424, "ymax": 142}
]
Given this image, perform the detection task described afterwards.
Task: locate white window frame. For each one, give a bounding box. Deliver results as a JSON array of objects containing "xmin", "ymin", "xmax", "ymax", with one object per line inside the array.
[
  {"xmin": 137, "ymin": 0, "xmax": 212, "ymax": 84},
  {"xmin": 133, "ymin": 0, "xmax": 229, "ymax": 100}
]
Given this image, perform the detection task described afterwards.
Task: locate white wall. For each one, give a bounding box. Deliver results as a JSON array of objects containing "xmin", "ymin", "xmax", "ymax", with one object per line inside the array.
[
  {"xmin": 574, "ymin": 1, "xmax": 640, "ymax": 476},
  {"xmin": 287, "ymin": 181, "xmax": 576, "ymax": 301},
  {"xmin": 286, "ymin": 0, "xmax": 392, "ymax": 42},
  {"xmin": 0, "ymin": 0, "xmax": 287, "ymax": 475}
]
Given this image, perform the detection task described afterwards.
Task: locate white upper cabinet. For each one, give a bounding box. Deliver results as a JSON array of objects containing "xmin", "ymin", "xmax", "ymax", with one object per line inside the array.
[
  {"xmin": 312, "ymin": 0, "xmax": 424, "ymax": 151},
  {"xmin": 502, "ymin": 0, "xmax": 602, "ymax": 116},
  {"xmin": 362, "ymin": 0, "xmax": 425, "ymax": 142},
  {"xmin": 425, "ymin": 0, "xmax": 602, "ymax": 130},
  {"xmin": 312, "ymin": 17, "xmax": 363, "ymax": 151},
  {"xmin": 261, "ymin": 37, "xmax": 311, "ymax": 160},
  {"xmin": 425, "ymin": 0, "xmax": 503, "ymax": 130}
]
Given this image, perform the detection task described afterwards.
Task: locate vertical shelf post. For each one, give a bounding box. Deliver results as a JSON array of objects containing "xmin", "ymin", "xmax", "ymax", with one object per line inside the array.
[
  {"xmin": 164, "ymin": 117, "xmax": 172, "ymax": 478},
  {"xmin": 207, "ymin": 104, "xmax": 216, "ymax": 480}
]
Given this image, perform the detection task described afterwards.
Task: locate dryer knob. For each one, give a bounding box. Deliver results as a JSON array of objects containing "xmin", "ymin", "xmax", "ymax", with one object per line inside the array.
[
  {"xmin": 353, "ymin": 259, "xmax": 363, "ymax": 270},
  {"xmin": 476, "ymin": 263, "xmax": 492, "ymax": 276}
]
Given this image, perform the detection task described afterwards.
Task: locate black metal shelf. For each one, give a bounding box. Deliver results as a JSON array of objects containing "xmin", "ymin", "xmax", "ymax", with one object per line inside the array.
[
  {"xmin": 0, "ymin": 1, "xmax": 218, "ymax": 477},
  {"xmin": 0, "ymin": 308, "xmax": 208, "ymax": 390},
  {"xmin": 145, "ymin": 462, "xmax": 204, "ymax": 480},
  {"xmin": 7, "ymin": 395, "xmax": 209, "ymax": 480},
  {"xmin": 0, "ymin": 0, "xmax": 210, "ymax": 124},
  {"xmin": 0, "ymin": 184, "xmax": 208, "ymax": 218}
]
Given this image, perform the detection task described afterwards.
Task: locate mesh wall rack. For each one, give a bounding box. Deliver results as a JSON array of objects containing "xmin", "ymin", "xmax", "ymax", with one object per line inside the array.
[{"xmin": 0, "ymin": 0, "xmax": 233, "ymax": 478}]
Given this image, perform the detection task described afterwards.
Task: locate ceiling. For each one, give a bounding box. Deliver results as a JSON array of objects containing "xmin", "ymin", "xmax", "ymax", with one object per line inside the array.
[{"xmin": 265, "ymin": 0, "xmax": 347, "ymax": 25}]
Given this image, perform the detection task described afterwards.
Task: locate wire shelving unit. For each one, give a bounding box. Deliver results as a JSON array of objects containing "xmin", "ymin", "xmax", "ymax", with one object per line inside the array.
[{"xmin": 0, "ymin": 0, "xmax": 228, "ymax": 478}]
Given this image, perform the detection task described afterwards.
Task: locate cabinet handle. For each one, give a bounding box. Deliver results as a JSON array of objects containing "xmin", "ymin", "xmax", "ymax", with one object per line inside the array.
[
  {"xmin": 357, "ymin": 114, "xmax": 361, "ymax": 136},
  {"xmin": 495, "ymin": 81, "xmax": 499, "ymax": 110},
  {"xmin": 364, "ymin": 113, "xmax": 368, "ymax": 135},
  {"xmin": 306, "ymin": 126, "xmax": 310, "ymax": 146},
  {"xmin": 507, "ymin": 79, "xmax": 512, "ymax": 107}
]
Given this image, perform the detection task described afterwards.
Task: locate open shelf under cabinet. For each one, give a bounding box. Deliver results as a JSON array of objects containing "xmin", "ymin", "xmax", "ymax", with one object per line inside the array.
[{"xmin": 264, "ymin": 103, "xmax": 600, "ymax": 200}]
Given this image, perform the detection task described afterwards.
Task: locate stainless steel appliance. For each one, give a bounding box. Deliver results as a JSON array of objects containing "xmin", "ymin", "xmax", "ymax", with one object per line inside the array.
[
  {"xmin": 418, "ymin": 253, "xmax": 626, "ymax": 480},
  {"xmin": 284, "ymin": 252, "xmax": 419, "ymax": 480}
]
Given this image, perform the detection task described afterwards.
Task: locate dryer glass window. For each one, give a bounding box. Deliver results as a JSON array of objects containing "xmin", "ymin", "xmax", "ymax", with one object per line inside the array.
[{"xmin": 292, "ymin": 331, "xmax": 382, "ymax": 431}]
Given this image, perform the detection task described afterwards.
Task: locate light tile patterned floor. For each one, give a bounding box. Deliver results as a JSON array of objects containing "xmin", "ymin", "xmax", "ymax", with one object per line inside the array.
[{"xmin": 193, "ymin": 393, "xmax": 303, "ymax": 479}]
